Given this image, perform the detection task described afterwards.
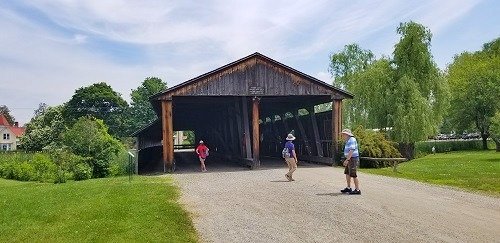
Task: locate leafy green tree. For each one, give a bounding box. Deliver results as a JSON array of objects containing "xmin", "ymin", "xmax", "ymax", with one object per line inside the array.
[
  {"xmin": 0, "ymin": 105, "xmax": 15, "ymax": 125},
  {"xmin": 491, "ymin": 112, "xmax": 500, "ymax": 151},
  {"xmin": 447, "ymin": 38, "xmax": 500, "ymax": 150},
  {"xmin": 350, "ymin": 58, "xmax": 394, "ymax": 128},
  {"xmin": 329, "ymin": 43, "xmax": 375, "ymax": 127},
  {"xmin": 63, "ymin": 82, "xmax": 128, "ymax": 137},
  {"xmin": 391, "ymin": 21, "xmax": 449, "ymax": 158},
  {"xmin": 21, "ymin": 104, "xmax": 66, "ymax": 151},
  {"xmin": 126, "ymin": 77, "xmax": 167, "ymax": 135},
  {"xmin": 63, "ymin": 117, "xmax": 124, "ymax": 178}
]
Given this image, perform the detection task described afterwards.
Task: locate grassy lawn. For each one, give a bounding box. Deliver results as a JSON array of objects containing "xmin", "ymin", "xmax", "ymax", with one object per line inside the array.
[
  {"xmin": 0, "ymin": 176, "xmax": 198, "ymax": 242},
  {"xmin": 361, "ymin": 151, "xmax": 500, "ymax": 196}
]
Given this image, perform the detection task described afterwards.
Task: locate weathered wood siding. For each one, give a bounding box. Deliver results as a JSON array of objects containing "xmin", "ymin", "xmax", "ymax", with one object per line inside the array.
[{"xmin": 158, "ymin": 56, "xmax": 336, "ymax": 100}]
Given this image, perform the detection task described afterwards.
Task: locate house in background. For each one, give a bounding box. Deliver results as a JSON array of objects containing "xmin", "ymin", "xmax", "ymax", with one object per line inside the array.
[{"xmin": 0, "ymin": 114, "xmax": 25, "ymax": 151}]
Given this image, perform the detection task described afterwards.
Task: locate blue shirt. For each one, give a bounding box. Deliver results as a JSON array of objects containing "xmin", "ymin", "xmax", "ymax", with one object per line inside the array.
[
  {"xmin": 344, "ymin": 136, "xmax": 359, "ymax": 158},
  {"xmin": 285, "ymin": 141, "xmax": 295, "ymax": 155}
]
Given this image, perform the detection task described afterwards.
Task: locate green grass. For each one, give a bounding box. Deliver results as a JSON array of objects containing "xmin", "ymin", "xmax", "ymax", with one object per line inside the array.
[
  {"xmin": 362, "ymin": 151, "xmax": 500, "ymax": 196},
  {"xmin": 0, "ymin": 176, "xmax": 198, "ymax": 242}
]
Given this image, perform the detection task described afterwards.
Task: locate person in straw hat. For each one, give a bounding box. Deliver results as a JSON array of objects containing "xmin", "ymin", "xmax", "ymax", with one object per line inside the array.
[
  {"xmin": 340, "ymin": 129, "xmax": 361, "ymax": 195},
  {"xmin": 283, "ymin": 133, "xmax": 298, "ymax": 181}
]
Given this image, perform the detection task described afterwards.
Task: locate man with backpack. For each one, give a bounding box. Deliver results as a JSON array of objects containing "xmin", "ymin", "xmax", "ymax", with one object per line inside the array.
[{"xmin": 282, "ymin": 134, "xmax": 298, "ymax": 181}]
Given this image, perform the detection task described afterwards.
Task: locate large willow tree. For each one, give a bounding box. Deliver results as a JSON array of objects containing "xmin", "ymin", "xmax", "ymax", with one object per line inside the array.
[
  {"xmin": 390, "ymin": 21, "xmax": 449, "ymax": 158},
  {"xmin": 328, "ymin": 22, "xmax": 449, "ymax": 158}
]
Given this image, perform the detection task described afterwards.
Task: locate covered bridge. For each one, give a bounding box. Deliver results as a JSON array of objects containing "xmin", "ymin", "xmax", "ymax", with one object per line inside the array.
[{"xmin": 133, "ymin": 53, "xmax": 352, "ymax": 173}]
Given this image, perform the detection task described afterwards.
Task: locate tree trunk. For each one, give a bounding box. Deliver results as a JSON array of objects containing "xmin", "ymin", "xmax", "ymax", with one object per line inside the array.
[
  {"xmin": 481, "ymin": 134, "xmax": 489, "ymax": 150},
  {"xmin": 492, "ymin": 137, "xmax": 500, "ymax": 152},
  {"xmin": 398, "ymin": 142, "xmax": 415, "ymax": 160}
]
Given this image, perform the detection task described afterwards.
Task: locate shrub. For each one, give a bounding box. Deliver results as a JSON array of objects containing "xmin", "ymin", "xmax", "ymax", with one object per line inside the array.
[
  {"xmin": 54, "ymin": 169, "xmax": 68, "ymax": 184},
  {"xmin": 12, "ymin": 162, "xmax": 36, "ymax": 181},
  {"xmin": 110, "ymin": 150, "xmax": 132, "ymax": 176},
  {"xmin": 32, "ymin": 153, "xmax": 57, "ymax": 182},
  {"xmin": 351, "ymin": 126, "xmax": 402, "ymax": 168},
  {"xmin": 63, "ymin": 117, "xmax": 125, "ymax": 178},
  {"xmin": 73, "ymin": 163, "xmax": 92, "ymax": 181},
  {"xmin": 415, "ymin": 140, "xmax": 485, "ymax": 157}
]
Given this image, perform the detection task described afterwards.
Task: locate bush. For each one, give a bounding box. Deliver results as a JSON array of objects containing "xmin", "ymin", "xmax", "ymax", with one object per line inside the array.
[
  {"xmin": 32, "ymin": 153, "xmax": 57, "ymax": 182},
  {"xmin": 73, "ymin": 163, "xmax": 92, "ymax": 181},
  {"xmin": 351, "ymin": 126, "xmax": 402, "ymax": 168},
  {"xmin": 110, "ymin": 150, "xmax": 132, "ymax": 176},
  {"xmin": 54, "ymin": 169, "xmax": 68, "ymax": 184},
  {"xmin": 63, "ymin": 117, "xmax": 125, "ymax": 178},
  {"xmin": 12, "ymin": 162, "xmax": 37, "ymax": 181},
  {"xmin": 415, "ymin": 140, "xmax": 485, "ymax": 157}
]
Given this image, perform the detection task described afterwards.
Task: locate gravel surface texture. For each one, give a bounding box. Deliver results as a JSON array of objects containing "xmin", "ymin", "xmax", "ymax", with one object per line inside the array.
[{"xmin": 172, "ymin": 162, "xmax": 500, "ymax": 243}]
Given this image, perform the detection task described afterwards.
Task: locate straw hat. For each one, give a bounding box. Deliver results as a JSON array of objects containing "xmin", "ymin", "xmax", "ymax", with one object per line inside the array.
[
  {"xmin": 341, "ymin": 129, "xmax": 354, "ymax": 137},
  {"xmin": 286, "ymin": 134, "xmax": 296, "ymax": 141}
]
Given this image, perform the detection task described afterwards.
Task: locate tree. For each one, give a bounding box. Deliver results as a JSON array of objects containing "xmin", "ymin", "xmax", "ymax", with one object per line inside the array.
[
  {"xmin": 329, "ymin": 43, "xmax": 375, "ymax": 127},
  {"xmin": 491, "ymin": 112, "xmax": 500, "ymax": 151},
  {"xmin": 447, "ymin": 38, "xmax": 500, "ymax": 150},
  {"xmin": 0, "ymin": 105, "xmax": 15, "ymax": 125},
  {"xmin": 21, "ymin": 104, "xmax": 66, "ymax": 151},
  {"xmin": 391, "ymin": 21, "xmax": 449, "ymax": 158},
  {"xmin": 63, "ymin": 117, "xmax": 124, "ymax": 178},
  {"xmin": 63, "ymin": 82, "xmax": 128, "ymax": 137},
  {"xmin": 350, "ymin": 58, "xmax": 394, "ymax": 129},
  {"xmin": 126, "ymin": 77, "xmax": 167, "ymax": 135}
]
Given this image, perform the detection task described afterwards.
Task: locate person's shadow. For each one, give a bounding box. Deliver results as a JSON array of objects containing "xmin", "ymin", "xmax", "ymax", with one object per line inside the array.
[{"xmin": 316, "ymin": 192, "xmax": 344, "ymax": 196}]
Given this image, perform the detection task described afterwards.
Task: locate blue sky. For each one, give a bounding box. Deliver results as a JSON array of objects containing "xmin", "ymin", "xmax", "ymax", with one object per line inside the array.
[{"xmin": 1, "ymin": 0, "xmax": 499, "ymax": 124}]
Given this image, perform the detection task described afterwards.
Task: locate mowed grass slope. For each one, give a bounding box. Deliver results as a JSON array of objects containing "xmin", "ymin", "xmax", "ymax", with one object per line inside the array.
[
  {"xmin": 0, "ymin": 176, "xmax": 198, "ymax": 242},
  {"xmin": 362, "ymin": 151, "xmax": 500, "ymax": 196}
]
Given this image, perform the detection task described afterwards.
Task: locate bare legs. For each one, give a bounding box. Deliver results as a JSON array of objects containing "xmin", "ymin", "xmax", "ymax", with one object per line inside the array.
[
  {"xmin": 345, "ymin": 175, "xmax": 359, "ymax": 190},
  {"xmin": 199, "ymin": 158, "xmax": 207, "ymax": 172}
]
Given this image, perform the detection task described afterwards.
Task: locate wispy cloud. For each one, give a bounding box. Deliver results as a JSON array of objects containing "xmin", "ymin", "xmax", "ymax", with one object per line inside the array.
[{"xmin": 0, "ymin": 0, "xmax": 489, "ymax": 124}]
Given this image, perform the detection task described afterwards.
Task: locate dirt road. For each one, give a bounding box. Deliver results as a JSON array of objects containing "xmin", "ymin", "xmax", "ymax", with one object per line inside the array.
[{"xmin": 173, "ymin": 164, "xmax": 500, "ymax": 242}]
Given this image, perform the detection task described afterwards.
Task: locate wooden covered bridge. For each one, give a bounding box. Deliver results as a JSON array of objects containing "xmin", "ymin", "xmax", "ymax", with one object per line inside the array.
[{"xmin": 133, "ymin": 53, "xmax": 352, "ymax": 173}]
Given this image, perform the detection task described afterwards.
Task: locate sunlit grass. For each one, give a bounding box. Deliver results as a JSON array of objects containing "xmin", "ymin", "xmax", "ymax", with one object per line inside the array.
[
  {"xmin": 0, "ymin": 176, "xmax": 198, "ymax": 242},
  {"xmin": 362, "ymin": 151, "xmax": 500, "ymax": 196}
]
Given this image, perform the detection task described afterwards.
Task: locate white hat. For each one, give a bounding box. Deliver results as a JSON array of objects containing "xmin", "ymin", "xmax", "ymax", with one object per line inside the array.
[
  {"xmin": 341, "ymin": 129, "xmax": 354, "ymax": 137},
  {"xmin": 199, "ymin": 140, "xmax": 204, "ymax": 144},
  {"xmin": 286, "ymin": 134, "xmax": 296, "ymax": 141}
]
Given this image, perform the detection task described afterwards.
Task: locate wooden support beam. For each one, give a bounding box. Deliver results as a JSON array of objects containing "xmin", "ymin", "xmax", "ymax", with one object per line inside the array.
[
  {"xmin": 294, "ymin": 111, "xmax": 312, "ymax": 156},
  {"xmin": 242, "ymin": 97, "xmax": 252, "ymax": 159},
  {"xmin": 308, "ymin": 107, "xmax": 324, "ymax": 157},
  {"xmin": 161, "ymin": 99, "xmax": 174, "ymax": 172},
  {"xmin": 252, "ymin": 97, "xmax": 261, "ymax": 168},
  {"xmin": 332, "ymin": 99, "xmax": 342, "ymax": 162},
  {"xmin": 235, "ymin": 99, "xmax": 244, "ymax": 158},
  {"xmin": 228, "ymin": 106, "xmax": 237, "ymax": 157},
  {"xmin": 281, "ymin": 113, "xmax": 290, "ymax": 135}
]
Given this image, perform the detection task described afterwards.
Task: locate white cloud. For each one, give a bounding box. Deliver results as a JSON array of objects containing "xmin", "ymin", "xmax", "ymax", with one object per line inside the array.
[{"xmin": 0, "ymin": 0, "xmax": 485, "ymax": 124}]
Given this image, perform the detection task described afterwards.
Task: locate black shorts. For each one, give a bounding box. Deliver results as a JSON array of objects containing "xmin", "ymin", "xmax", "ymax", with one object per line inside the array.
[{"xmin": 344, "ymin": 157, "xmax": 359, "ymax": 178}]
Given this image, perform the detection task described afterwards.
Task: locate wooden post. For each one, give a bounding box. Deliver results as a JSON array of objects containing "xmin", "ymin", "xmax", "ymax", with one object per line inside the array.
[
  {"xmin": 332, "ymin": 99, "xmax": 342, "ymax": 162},
  {"xmin": 308, "ymin": 107, "xmax": 324, "ymax": 157},
  {"xmin": 281, "ymin": 113, "xmax": 290, "ymax": 134},
  {"xmin": 162, "ymin": 99, "xmax": 174, "ymax": 172},
  {"xmin": 235, "ymin": 99, "xmax": 244, "ymax": 158},
  {"xmin": 252, "ymin": 97, "xmax": 260, "ymax": 168},
  {"xmin": 242, "ymin": 97, "xmax": 252, "ymax": 159},
  {"xmin": 294, "ymin": 111, "xmax": 312, "ymax": 156}
]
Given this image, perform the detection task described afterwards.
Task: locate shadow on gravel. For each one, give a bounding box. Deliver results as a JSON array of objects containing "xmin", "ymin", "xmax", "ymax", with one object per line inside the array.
[
  {"xmin": 316, "ymin": 192, "xmax": 344, "ymax": 196},
  {"xmin": 270, "ymin": 180, "xmax": 291, "ymax": 183}
]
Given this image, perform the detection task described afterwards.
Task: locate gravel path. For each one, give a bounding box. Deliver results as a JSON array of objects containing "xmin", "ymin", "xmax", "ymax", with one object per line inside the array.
[{"xmin": 173, "ymin": 163, "xmax": 500, "ymax": 243}]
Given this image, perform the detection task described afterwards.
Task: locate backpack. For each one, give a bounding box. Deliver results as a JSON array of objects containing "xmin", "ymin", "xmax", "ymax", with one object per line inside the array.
[{"xmin": 282, "ymin": 147, "xmax": 290, "ymax": 158}]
